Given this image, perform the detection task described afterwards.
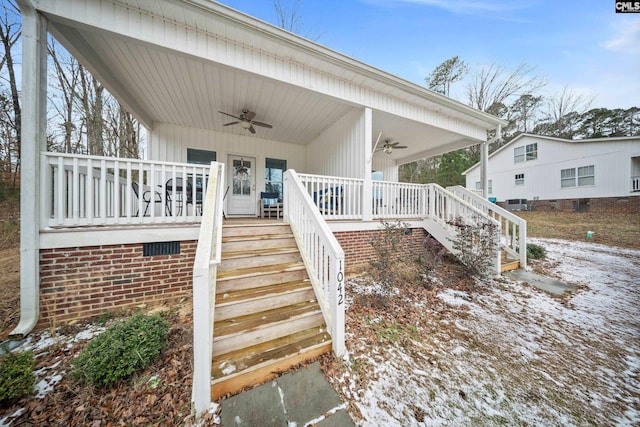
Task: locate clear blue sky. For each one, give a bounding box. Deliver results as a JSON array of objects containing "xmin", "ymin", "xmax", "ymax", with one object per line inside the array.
[{"xmin": 216, "ymin": 0, "xmax": 639, "ymax": 109}]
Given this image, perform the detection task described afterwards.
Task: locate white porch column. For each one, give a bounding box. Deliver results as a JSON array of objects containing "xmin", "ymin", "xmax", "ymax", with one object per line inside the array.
[
  {"xmin": 362, "ymin": 108, "xmax": 373, "ymax": 221},
  {"xmin": 480, "ymin": 141, "xmax": 488, "ymax": 198},
  {"xmin": 12, "ymin": 2, "xmax": 47, "ymax": 337}
]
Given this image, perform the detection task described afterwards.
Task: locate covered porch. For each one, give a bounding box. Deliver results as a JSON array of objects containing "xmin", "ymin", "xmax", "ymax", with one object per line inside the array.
[{"xmin": 17, "ymin": 0, "xmax": 517, "ymax": 417}]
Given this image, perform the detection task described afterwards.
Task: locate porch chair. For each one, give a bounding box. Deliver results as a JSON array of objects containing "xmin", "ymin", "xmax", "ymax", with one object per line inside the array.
[
  {"xmin": 259, "ymin": 191, "xmax": 282, "ymax": 219},
  {"xmin": 131, "ymin": 182, "xmax": 163, "ymax": 216},
  {"xmin": 313, "ymin": 186, "xmax": 343, "ymax": 215}
]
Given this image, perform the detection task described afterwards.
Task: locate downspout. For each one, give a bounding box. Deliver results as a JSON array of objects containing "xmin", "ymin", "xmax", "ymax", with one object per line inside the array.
[{"xmin": 11, "ymin": 1, "xmax": 47, "ymax": 337}]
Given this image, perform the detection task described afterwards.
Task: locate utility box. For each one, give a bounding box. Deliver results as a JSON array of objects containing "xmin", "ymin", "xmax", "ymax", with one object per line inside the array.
[{"xmin": 506, "ymin": 199, "xmax": 528, "ymax": 211}]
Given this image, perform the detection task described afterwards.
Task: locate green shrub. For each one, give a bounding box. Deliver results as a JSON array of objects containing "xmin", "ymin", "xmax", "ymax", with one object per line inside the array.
[
  {"xmin": 0, "ymin": 351, "xmax": 35, "ymax": 403},
  {"xmin": 71, "ymin": 313, "xmax": 169, "ymax": 388},
  {"xmin": 526, "ymin": 243, "xmax": 546, "ymax": 260}
]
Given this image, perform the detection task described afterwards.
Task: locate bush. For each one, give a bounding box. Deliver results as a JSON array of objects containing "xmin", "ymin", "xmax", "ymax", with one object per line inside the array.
[
  {"xmin": 0, "ymin": 351, "xmax": 35, "ymax": 403},
  {"xmin": 526, "ymin": 243, "xmax": 546, "ymax": 260},
  {"xmin": 71, "ymin": 313, "xmax": 169, "ymax": 388},
  {"xmin": 447, "ymin": 215, "xmax": 499, "ymax": 278},
  {"xmin": 368, "ymin": 220, "xmax": 410, "ymax": 300}
]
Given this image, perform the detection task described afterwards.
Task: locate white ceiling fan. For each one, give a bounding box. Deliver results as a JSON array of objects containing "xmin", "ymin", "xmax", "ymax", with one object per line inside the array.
[{"xmin": 219, "ymin": 108, "xmax": 273, "ymax": 134}]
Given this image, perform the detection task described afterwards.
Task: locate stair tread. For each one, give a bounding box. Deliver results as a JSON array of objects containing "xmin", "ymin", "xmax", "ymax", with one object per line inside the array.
[
  {"xmin": 222, "ymin": 233, "xmax": 293, "ymax": 243},
  {"xmin": 214, "ymin": 300, "xmax": 322, "ymax": 339},
  {"xmin": 222, "ymin": 246, "xmax": 299, "ymax": 260},
  {"xmin": 216, "ymin": 279, "xmax": 312, "ymax": 305},
  {"xmin": 212, "ymin": 327, "xmax": 331, "ymax": 381},
  {"xmin": 217, "ymin": 262, "xmax": 306, "ymax": 280}
]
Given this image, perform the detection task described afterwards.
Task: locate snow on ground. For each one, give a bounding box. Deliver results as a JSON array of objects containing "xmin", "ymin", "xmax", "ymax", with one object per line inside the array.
[{"xmin": 343, "ymin": 238, "xmax": 640, "ymax": 426}]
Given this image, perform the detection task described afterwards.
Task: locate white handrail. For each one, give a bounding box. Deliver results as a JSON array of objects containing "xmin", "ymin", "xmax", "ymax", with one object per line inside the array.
[
  {"xmin": 284, "ymin": 170, "xmax": 345, "ymax": 356},
  {"xmin": 447, "ymin": 185, "xmax": 527, "ymax": 268},
  {"xmin": 191, "ymin": 162, "xmax": 225, "ymax": 416},
  {"xmin": 41, "ymin": 152, "xmax": 210, "ymax": 228},
  {"xmin": 426, "ymin": 183, "xmax": 502, "ymax": 274}
]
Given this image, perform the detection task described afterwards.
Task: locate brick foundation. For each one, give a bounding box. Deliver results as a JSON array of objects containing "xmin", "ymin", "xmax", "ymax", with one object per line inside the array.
[
  {"xmin": 506, "ymin": 196, "xmax": 640, "ymax": 213},
  {"xmin": 38, "ymin": 240, "xmax": 196, "ymax": 329},
  {"xmin": 334, "ymin": 227, "xmax": 430, "ymax": 273}
]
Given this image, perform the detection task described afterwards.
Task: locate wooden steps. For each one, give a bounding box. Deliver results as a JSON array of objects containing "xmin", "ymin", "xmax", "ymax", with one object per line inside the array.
[
  {"xmin": 212, "ymin": 223, "xmax": 330, "ymax": 399},
  {"xmin": 501, "ymin": 251, "xmax": 520, "ymax": 273}
]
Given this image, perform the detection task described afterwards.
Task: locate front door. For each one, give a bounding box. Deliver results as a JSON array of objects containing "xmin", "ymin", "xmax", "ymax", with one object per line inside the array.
[{"xmin": 227, "ymin": 155, "xmax": 256, "ymax": 216}]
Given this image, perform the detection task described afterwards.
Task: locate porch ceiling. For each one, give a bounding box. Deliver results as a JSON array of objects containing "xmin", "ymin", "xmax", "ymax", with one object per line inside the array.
[
  {"xmin": 49, "ymin": 19, "xmax": 355, "ymax": 145},
  {"xmin": 41, "ymin": 0, "xmax": 503, "ymax": 159}
]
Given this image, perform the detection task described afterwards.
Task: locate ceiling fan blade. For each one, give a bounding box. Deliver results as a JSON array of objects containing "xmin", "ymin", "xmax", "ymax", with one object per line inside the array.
[
  {"xmin": 389, "ymin": 142, "xmax": 401, "ymax": 147},
  {"xmin": 395, "ymin": 145, "xmax": 408, "ymax": 149},
  {"xmin": 223, "ymin": 121, "xmax": 239, "ymax": 126},
  {"xmin": 243, "ymin": 110, "xmax": 256, "ymax": 121},
  {"xmin": 252, "ymin": 121, "xmax": 273, "ymax": 128},
  {"xmin": 219, "ymin": 111, "xmax": 241, "ymax": 120},
  {"xmin": 248, "ymin": 125, "xmax": 256, "ymax": 134}
]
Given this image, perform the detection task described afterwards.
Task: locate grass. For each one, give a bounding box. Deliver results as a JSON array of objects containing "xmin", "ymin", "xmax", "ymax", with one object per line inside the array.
[{"xmin": 516, "ymin": 211, "xmax": 640, "ymax": 250}]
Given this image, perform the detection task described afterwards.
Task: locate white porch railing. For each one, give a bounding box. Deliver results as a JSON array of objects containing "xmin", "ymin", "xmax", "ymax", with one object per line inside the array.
[
  {"xmin": 632, "ymin": 176, "xmax": 640, "ymax": 192},
  {"xmin": 425, "ymin": 183, "xmax": 502, "ymax": 273},
  {"xmin": 41, "ymin": 152, "xmax": 210, "ymax": 228},
  {"xmin": 372, "ymin": 180, "xmax": 426, "ymax": 219},
  {"xmin": 297, "ymin": 173, "xmax": 363, "ymax": 220},
  {"xmin": 447, "ymin": 185, "xmax": 527, "ymax": 268},
  {"xmin": 191, "ymin": 162, "xmax": 225, "ymax": 415},
  {"xmin": 284, "ymin": 170, "xmax": 345, "ymax": 356}
]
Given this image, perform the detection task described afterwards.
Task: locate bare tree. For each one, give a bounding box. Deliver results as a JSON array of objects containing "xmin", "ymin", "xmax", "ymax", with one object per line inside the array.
[
  {"xmin": 0, "ymin": 0, "xmax": 21, "ymax": 187},
  {"xmin": 49, "ymin": 40, "xmax": 83, "ymax": 153},
  {"xmin": 465, "ymin": 63, "xmax": 546, "ymax": 114},
  {"xmin": 272, "ymin": 0, "xmax": 320, "ymax": 40},
  {"xmin": 78, "ymin": 67, "xmax": 105, "ymax": 155},
  {"xmin": 539, "ymin": 86, "xmax": 592, "ymax": 139}
]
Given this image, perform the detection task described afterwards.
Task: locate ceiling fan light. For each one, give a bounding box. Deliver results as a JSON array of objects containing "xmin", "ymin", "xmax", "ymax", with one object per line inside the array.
[
  {"xmin": 383, "ymin": 145, "xmax": 393, "ymax": 154},
  {"xmin": 240, "ymin": 120, "xmax": 252, "ymax": 129}
]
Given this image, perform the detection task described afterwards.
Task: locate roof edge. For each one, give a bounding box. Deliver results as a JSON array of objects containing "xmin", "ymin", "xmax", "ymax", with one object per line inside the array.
[{"xmin": 462, "ymin": 133, "xmax": 640, "ymax": 175}]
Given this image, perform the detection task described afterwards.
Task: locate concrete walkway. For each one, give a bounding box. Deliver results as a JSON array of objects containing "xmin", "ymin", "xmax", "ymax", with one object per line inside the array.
[
  {"xmin": 220, "ymin": 362, "xmax": 354, "ymax": 427},
  {"xmin": 505, "ymin": 269, "xmax": 575, "ymax": 296}
]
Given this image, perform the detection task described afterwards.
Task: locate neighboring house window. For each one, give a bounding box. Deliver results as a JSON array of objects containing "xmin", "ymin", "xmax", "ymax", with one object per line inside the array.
[
  {"xmin": 526, "ymin": 143, "xmax": 538, "ymax": 161},
  {"xmin": 265, "ymin": 158, "xmax": 287, "ymax": 200},
  {"xmin": 514, "ymin": 143, "xmax": 537, "ymax": 163},
  {"xmin": 578, "ymin": 165, "xmax": 595, "ymax": 186},
  {"xmin": 514, "ymin": 147, "xmax": 524, "ymax": 163},
  {"xmin": 561, "ymin": 165, "xmax": 595, "ymax": 188},
  {"xmin": 561, "ymin": 168, "xmax": 576, "ymax": 187},
  {"xmin": 475, "ymin": 180, "xmax": 492, "ymax": 193},
  {"xmin": 515, "ymin": 173, "xmax": 524, "ymax": 186},
  {"xmin": 187, "ymin": 148, "xmax": 216, "ymax": 164}
]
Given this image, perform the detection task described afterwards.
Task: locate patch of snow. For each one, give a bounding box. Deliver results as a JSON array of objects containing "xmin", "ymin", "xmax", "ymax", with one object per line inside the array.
[
  {"xmin": 0, "ymin": 407, "xmax": 24, "ymax": 426},
  {"xmin": 219, "ymin": 361, "xmax": 236, "ymax": 376},
  {"xmin": 347, "ymin": 238, "xmax": 640, "ymax": 426}
]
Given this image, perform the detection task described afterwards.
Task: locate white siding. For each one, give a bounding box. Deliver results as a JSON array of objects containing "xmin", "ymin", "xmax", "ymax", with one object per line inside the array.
[
  {"xmin": 306, "ymin": 108, "xmax": 366, "ymax": 179},
  {"xmin": 149, "ymin": 123, "xmax": 306, "ymax": 194},
  {"xmin": 466, "ymin": 136, "xmax": 640, "ymax": 201},
  {"xmin": 372, "ymin": 157, "xmax": 398, "ymax": 182}
]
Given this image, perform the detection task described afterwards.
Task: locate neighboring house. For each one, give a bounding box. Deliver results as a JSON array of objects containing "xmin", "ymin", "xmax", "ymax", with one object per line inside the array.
[
  {"xmin": 463, "ymin": 134, "xmax": 640, "ymax": 212},
  {"xmin": 16, "ymin": 0, "xmax": 525, "ymax": 414}
]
